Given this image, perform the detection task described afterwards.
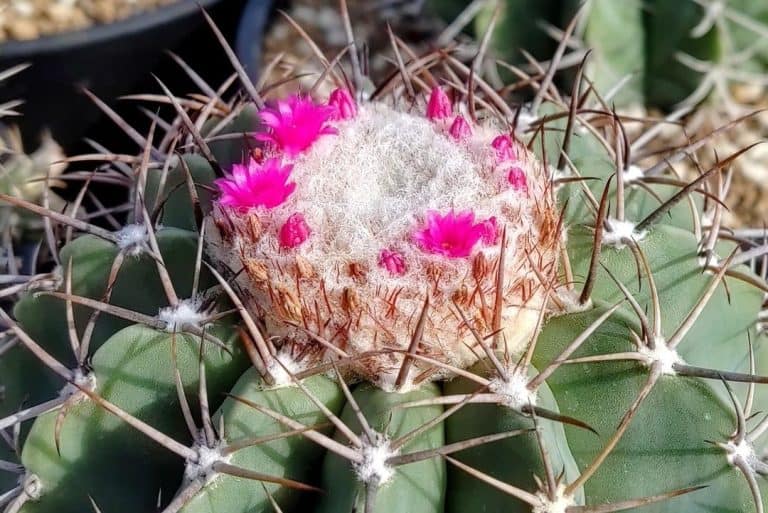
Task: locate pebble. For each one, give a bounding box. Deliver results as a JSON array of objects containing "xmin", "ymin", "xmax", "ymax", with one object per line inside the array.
[{"xmin": 0, "ymin": 0, "xmax": 179, "ymax": 42}]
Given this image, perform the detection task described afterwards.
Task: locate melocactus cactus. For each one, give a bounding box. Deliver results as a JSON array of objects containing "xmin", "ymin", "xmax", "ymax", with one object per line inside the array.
[{"xmin": 207, "ymin": 86, "xmax": 558, "ymax": 388}]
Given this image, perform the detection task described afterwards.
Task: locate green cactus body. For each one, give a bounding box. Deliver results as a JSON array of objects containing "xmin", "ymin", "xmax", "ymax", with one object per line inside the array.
[
  {"xmin": 177, "ymin": 370, "xmax": 344, "ymax": 513},
  {"xmin": 314, "ymin": 383, "xmax": 445, "ymax": 513},
  {"xmin": 534, "ymin": 306, "xmax": 764, "ymax": 512},
  {"xmin": 468, "ymin": 0, "xmax": 768, "ymax": 109},
  {"xmin": 445, "ymin": 366, "xmax": 584, "ymax": 513},
  {"xmin": 1, "ymin": 228, "xmax": 205, "ymax": 425},
  {"xmin": 20, "ymin": 325, "xmax": 248, "ymax": 513}
]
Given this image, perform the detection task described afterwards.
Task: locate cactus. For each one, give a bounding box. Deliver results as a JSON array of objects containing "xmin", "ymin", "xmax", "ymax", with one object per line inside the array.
[
  {"xmin": 2, "ymin": 6, "xmax": 768, "ymax": 513},
  {"xmin": 463, "ymin": 0, "xmax": 768, "ymax": 110},
  {"xmin": 0, "ymin": 64, "xmax": 68, "ymax": 280}
]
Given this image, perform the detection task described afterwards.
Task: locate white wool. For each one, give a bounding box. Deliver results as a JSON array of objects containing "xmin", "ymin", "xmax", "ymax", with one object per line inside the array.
[
  {"xmin": 533, "ymin": 486, "xmax": 573, "ymax": 513},
  {"xmin": 697, "ymin": 244, "xmax": 721, "ymax": 269},
  {"xmin": 254, "ymin": 103, "xmax": 510, "ymax": 286},
  {"xmin": 58, "ymin": 370, "xmax": 96, "ymax": 399},
  {"xmin": 116, "ymin": 224, "xmax": 148, "ymax": 255},
  {"xmin": 622, "ymin": 164, "xmax": 644, "ymax": 185},
  {"xmin": 184, "ymin": 438, "xmax": 230, "ymax": 483},
  {"xmin": 488, "ymin": 371, "xmax": 537, "ymax": 409},
  {"xmin": 158, "ymin": 299, "xmax": 205, "ymax": 333},
  {"xmin": 555, "ymin": 288, "xmax": 593, "ymax": 314},
  {"xmin": 725, "ymin": 439, "xmax": 756, "ymax": 466},
  {"xmin": 265, "ymin": 349, "xmax": 304, "ymax": 387},
  {"xmin": 18, "ymin": 474, "xmax": 43, "ymax": 501},
  {"xmin": 601, "ymin": 218, "xmax": 646, "ymax": 249},
  {"xmin": 354, "ymin": 432, "xmax": 398, "ymax": 486},
  {"xmin": 723, "ymin": 439, "xmax": 768, "ymax": 477},
  {"xmin": 638, "ymin": 339, "xmax": 683, "ymax": 375}
]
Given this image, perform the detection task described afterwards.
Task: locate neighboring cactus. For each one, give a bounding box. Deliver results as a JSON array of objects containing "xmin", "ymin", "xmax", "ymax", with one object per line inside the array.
[
  {"xmin": 2, "ymin": 6, "xmax": 768, "ymax": 513},
  {"xmin": 0, "ymin": 64, "xmax": 68, "ymax": 283},
  {"xmin": 464, "ymin": 0, "xmax": 768, "ymax": 110}
]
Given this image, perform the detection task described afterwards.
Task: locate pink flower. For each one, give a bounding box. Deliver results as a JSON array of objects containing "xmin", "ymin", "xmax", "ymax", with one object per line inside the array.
[
  {"xmin": 508, "ymin": 167, "xmax": 528, "ymax": 193},
  {"xmin": 256, "ymin": 95, "xmax": 337, "ymax": 156},
  {"xmin": 492, "ymin": 134, "xmax": 517, "ymax": 162},
  {"xmin": 379, "ymin": 249, "xmax": 407, "ymax": 275},
  {"xmin": 426, "ymin": 86, "xmax": 452, "ymax": 120},
  {"xmin": 479, "ymin": 217, "xmax": 499, "ymax": 245},
  {"xmin": 215, "ymin": 158, "xmax": 295, "ymax": 209},
  {"xmin": 328, "ymin": 88, "xmax": 357, "ymax": 120},
  {"xmin": 279, "ymin": 213, "xmax": 311, "ymax": 248},
  {"xmin": 449, "ymin": 116, "xmax": 472, "ymax": 140},
  {"xmin": 412, "ymin": 210, "xmax": 488, "ymax": 258}
]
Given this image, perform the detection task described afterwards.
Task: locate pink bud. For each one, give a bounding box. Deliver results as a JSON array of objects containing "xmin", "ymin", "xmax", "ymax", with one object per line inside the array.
[
  {"xmin": 508, "ymin": 167, "xmax": 528, "ymax": 193},
  {"xmin": 479, "ymin": 217, "xmax": 499, "ymax": 245},
  {"xmin": 492, "ymin": 134, "xmax": 517, "ymax": 162},
  {"xmin": 328, "ymin": 88, "xmax": 357, "ymax": 120},
  {"xmin": 449, "ymin": 115, "xmax": 472, "ymax": 140},
  {"xmin": 378, "ymin": 249, "xmax": 407, "ymax": 275},
  {"xmin": 426, "ymin": 86, "xmax": 452, "ymax": 120},
  {"xmin": 279, "ymin": 213, "xmax": 311, "ymax": 248}
]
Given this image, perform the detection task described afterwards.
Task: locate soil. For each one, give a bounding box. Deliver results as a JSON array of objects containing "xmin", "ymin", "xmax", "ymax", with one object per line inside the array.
[
  {"xmin": 0, "ymin": 0, "xmax": 181, "ymax": 41},
  {"xmin": 717, "ymin": 86, "xmax": 768, "ymax": 229},
  {"xmin": 647, "ymin": 83, "xmax": 768, "ymax": 229}
]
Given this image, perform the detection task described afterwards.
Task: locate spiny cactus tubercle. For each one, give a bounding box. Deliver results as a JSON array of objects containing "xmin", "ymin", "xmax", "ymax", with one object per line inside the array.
[{"xmin": 208, "ymin": 86, "xmax": 559, "ymax": 389}]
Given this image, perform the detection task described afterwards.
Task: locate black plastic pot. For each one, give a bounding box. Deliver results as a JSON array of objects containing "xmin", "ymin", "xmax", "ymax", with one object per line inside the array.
[
  {"xmin": 236, "ymin": 0, "xmax": 278, "ymax": 80},
  {"xmin": 0, "ymin": 0, "xmax": 267, "ymax": 151}
]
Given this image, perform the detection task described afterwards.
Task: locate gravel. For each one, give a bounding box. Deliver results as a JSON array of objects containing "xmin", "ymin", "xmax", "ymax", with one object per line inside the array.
[{"xmin": 0, "ymin": 0, "xmax": 181, "ymax": 41}]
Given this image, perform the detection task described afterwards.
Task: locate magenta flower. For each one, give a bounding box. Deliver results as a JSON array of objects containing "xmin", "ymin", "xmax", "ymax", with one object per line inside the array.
[
  {"xmin": 492, "ymin": 134, "xmax": 517, "ymax": 162},
  {"xmin": 412, "ymin": 210, "xmax": 488, "ymax": 258},
  {"xmin": 215, "ymin": 158, "xmax": 296, "ymax": 209},
  {"xmin": 279, "ymin": 213, "xmax": 311, "ymax": 248},
  {"xmin": 508, "ymin": 167, "xmax": 528, "ymax": 193},
  {"xmin": 426, "ymin": 86, "xmax": 452, "ymax": 121},
  {"xmin": 379, "ymin": 249, "xmax": 407, "ymax": 275},
  {"xmin": 256, "ymin": 95, "xmax": 337, "ymax": 156},
  {"xmin": 449, "ymin": 115, "xmax": 472, "ymax": 140},
  {"xmin": 328, "ymin": 88, "xmax": 357, "ymax": 120},
  {"xmin": 479, "ymin": 217, "xmax": 499, "ymax": 245}
]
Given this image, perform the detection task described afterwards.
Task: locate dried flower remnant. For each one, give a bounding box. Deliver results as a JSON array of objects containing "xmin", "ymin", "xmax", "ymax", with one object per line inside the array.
[
  {"xmin": 449, "ymin": 115, "xmax": 472, "ymax": 140},
  {"xmin": 507, "ymin": 167, "xmax": 529, "ymax": 194},
  {"xmin": 279, "ymin": 213, "xmax": 311, "ymax": 249},
  {"xmin": 479, "ymin": 217, "xmax": 499, "ymax": 245},
  {"xmin": 492, "ymin": 134, "xmax": 517, "ymax": 162},
  {"xmin": 208, "ymin": 86, "xmax": 558, "ymax": 387},
  {"xmin": 379, "ymin": 249, "xmax": 407, "ymax": 276}
]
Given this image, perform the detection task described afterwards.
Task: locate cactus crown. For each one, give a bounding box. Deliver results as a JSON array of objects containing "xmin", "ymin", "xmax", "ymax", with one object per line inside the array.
[{"xmin": 208, "ymin": 85, "xmax": 557, "ymax": 388}]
